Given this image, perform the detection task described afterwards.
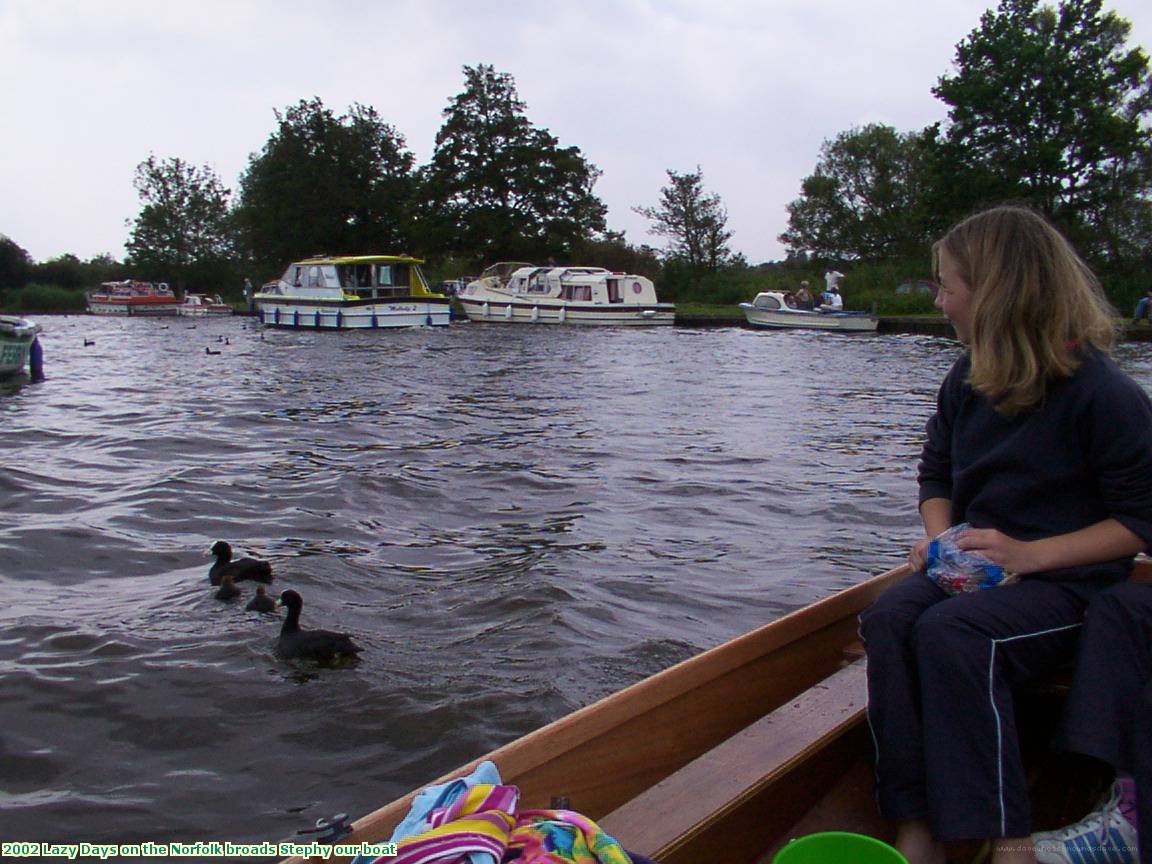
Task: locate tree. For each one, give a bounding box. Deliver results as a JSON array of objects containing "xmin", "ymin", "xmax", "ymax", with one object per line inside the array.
[
  {"xmin": 780, "ymin": 125, "xmax": 939, "ymax": 261},
  {"xmin": 932, "ymin": 0, "xmax": 1152, "ymax": 261},
  {"xmin": 633, "ymin": 167, "xmax": 732, "ymax": 272},
  {"xmin": 0, "ymin": 234, "xmax": 32, "ymax": 290},
  {"xmin": 126, "ymin": 155, "xmax": 236, "ymax": 292},
  {"xmin": 237, "ymin": 98, "xmax": 417, "ymax": 273},
  {"xmin": 421, "ymin": 64, "xmax": 607, "ymax": 263}
]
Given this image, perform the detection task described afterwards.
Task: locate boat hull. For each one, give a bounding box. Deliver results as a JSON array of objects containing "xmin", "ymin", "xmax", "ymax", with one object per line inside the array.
[
  {"xmin": 458, "ymin": 296, "xmax": 675, "ymax": 326},
  {"xmin": 0, "ymin": 316, "xmax": 42, "ymax": 376},
  {"xmin": 255, "ymin": 299, "xmax": 451, "ymax": 329},
  {"xmin": 740, "ymin": 304, "xmax": 878, "ymax": 332},
  {"xmin": 86, "ymin": 299, "xmax": 180, "ymax": 316}
]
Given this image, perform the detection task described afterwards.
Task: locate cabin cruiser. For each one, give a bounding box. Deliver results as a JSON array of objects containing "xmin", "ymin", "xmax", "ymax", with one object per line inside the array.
[
  {"xmin": 86, "ymin": 281, "xmax": 179, "ymax": 316},
  {"xmin": 178, "ymin": 293, "xmax": 232, "ymax": 316},
  {"xmin": 740, "ymin": 291, "xmax": 878, "ymax": 332},
  {"xmin": 457, "ymin": 262, "xmax": 674, "ymax": 326},
  {"xmin": 254, "ymin": 255, "xmax": 450, "ymax": 330}
]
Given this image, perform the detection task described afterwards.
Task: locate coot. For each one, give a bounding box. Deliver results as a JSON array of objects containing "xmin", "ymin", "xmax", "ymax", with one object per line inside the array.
[
  {"xmin": 276, "ymin": 590, "xmax": 361, "ymax": 664},
  {"xmin": 208, "ymin": 541, "xmax": 273, "ymax": 586}
]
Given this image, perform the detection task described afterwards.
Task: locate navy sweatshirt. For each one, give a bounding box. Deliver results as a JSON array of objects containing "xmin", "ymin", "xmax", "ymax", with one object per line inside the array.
[{"xmin": 918, "ymin": 349, "xmax": 1152, "ymax": 581}]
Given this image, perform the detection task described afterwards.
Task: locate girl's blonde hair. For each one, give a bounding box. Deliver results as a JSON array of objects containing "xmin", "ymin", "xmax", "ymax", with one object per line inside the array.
[{"xmin": 933, "ymin": 205, "xmax": 1117, "ymax": 415}]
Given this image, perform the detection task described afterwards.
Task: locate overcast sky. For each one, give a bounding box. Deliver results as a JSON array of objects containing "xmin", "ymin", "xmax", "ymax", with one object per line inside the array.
[{"xmin": 2, "ymin": 0, "xmax": 1148, "ymax": 269}]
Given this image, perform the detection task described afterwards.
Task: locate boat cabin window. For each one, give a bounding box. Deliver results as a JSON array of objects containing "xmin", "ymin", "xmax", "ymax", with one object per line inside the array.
[
  {"xmin": 288, "ymin": 266, "xmax": 304, "ymax": 287},
  {"xmin": 561, "ymin": 284, "xmax": 593, "ymax": 302},
  {"xmin": 753, "ymin": 294, "xmax": 781, "ymax": 311},
  {"xmin": 306, "ymin": 266, "xmax": 324, "ymax": 288},
  {"xmin": 608, "ymin": 279, "xmax": 622, "ymax": 303},
  {"xmin": 525, "ymin": 272, "xmax": 549, "ymax": 294}
]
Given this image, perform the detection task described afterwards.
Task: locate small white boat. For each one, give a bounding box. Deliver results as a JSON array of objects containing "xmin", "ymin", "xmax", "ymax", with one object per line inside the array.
[
  {"xmin": 740, "ymin": 291, "xmax": 878, "ymax": 332},
  {"xmin": 86, "ymin": 281, "xmax": 180, "ymax": 316},
  {"xmin": 254, "ymin": 255, "xmax": 450, "ymax": 330},
  {"xmin": 458, "ymin": 262, "xmax": 675, "ymax": 326},
  {"xmin": 177, "ymin": 293, "xmax": 232, "ymax": 317},
  {"xmin": 0, "ymin": 315, "xmax": 43, "ymax": 377}
]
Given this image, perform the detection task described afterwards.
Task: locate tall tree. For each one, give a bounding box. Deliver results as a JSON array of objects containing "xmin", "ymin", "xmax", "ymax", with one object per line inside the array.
[
  {"xmin": 237, "ymin": 98, "xmax": 416, "ymax": 273},
  {"xmin": 0, "ymin": 234, "xmax": 33, "ymax": 290},
  {"xmin": 634, "ymin": 167, "xmax": 732, "ymax": 272},
  {"xmin": 780, "ymin": 125, "xmax": 939, "ymax": 261},
  {"xmin": 932, "ymin": 0, "xmax": 1152, "ymax": 260},
  {"xmin": 126, "ymin": 155, "xmax": 236, "ymax": 292},
  {"xmin": 421, "ymin": 64, "xmax": 607, "ymax": 263}
]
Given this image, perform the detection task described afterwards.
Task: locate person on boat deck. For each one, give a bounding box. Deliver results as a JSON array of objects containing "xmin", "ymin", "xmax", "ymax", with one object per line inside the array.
[
  {"xmin": 1134, "ymin": 287, "xmax": 1152, "ymax": 325},
  {"xmin": 783, "ymin": 292, "xmax": 798, "ymax": 309},
  {"xmin": 858, "ymin": 205, "xmax": 1152, "ymax": 864},
  {"xmin": 1031, "ymin": 581, "xmax": 1152, "ymax": 864},
  {"xmin": 821, "ymin": 284, "xmax": 844, "ymax": 310},
  {"xmin": 796, "ymin": 281, "xmax": 814, "ymax": 309}
]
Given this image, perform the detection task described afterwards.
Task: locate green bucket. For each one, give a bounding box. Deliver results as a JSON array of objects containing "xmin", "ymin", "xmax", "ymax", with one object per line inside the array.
[{"xmin": 772, "ymin": 831, "xmax": 909, "ymax": 864}]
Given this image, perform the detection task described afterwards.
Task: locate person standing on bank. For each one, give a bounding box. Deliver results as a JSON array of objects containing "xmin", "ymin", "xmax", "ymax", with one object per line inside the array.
[{"xmin": 858, "ymin": 205, "xmax": 1152, "ymax": 864}]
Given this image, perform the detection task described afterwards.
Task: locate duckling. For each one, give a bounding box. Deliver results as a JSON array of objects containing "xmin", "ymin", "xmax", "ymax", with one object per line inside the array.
[
  {"xmin": 207, "ymin": 540, "xmax": 273, "ymax": 586},
  {"xmin": 215, "ymin": 571, "xmax": 241, "ymax": 601},
  {"xmin": 245, "ymin": 585, "xmax": 277, "ymax": 614},
  {"xmin": 276, "ymin": 590, "xmax": 361, "ymax": 664}
]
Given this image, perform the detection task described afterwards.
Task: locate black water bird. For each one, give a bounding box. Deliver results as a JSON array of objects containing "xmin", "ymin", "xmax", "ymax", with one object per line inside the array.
[
  {"xmin": 276, "ymin": 590, "xmax": 362, "ymax": 664},
  {"xmin": 215, "ymin": 571, "xmax": 241, "ymax": 601},
  {"xmin": 208, "ymin": 540, "xmax": 273, "ymax": 586},
  {"xmin": 83, "ymin": 338, "xmax": 95, "ymax": 346},
  {"xmin": 205, "ymin": 347, "xmax": 221, "ymax": 355},
  {"xmin": 246, "ymin": 585, "xmax": 277, "ymax": 613}
]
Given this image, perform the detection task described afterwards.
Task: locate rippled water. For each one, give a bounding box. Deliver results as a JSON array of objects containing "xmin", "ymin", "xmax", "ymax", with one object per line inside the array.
[{"xmin": 3, "ymin": 315, "xmax": 1151, "ymax": 855}]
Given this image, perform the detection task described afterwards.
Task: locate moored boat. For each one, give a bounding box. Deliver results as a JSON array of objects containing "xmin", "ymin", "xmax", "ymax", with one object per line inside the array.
[
  {"xmin": 740, "ymin": 291, "xmax": 878, "ymax": 332},
  {"xmin": 86, "ymin": 280, "xmax": 180, "ymax": 316},
  {"xmin": 254, "ymin": 255, "xmax": 450, "ymax": 330},
  {"xmin": 178, "ymin": 293, "xmax": 233, "ymax": 316},
  {"xmin": 458, "ymin": 262, "xmax": 675, "ymax": 326},
  {"xmin": 0, "ymin": 314, "xmax": 42, "ymax": 377},
  {"xmin": 282, "ymin": 560, "xmax": 1152, "ymax": 864}
]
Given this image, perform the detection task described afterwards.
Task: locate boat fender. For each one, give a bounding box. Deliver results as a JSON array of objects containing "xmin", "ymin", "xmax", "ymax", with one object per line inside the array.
[
  {"xmin": 293, "ymin": 309, "xmax": 300, "ymax": 328},
  {"xmin": 482, "ymin": 302, "xmax": 490, "ymax": 318},
  {"xmin": 371, "ymin": 312, "xmax": 378, "ymax": 328},
  {"xmin": 505, "ymin": 304, "xmax": 512, "ymax": 319},
  {"xmin": 531, "ymin": 306, "xmax": 539, "ymax": 322},
  {"xmin": 29, "ymin": 337, "xmax": 44, "ymax": 382},
  {"xmin": 559, "ymin": 306, "xmax": 566, "ymax": 323},
  {"xmin": 336, "ymin": 310, "xmax": 343, "ymax": 328},
  {"xmin": 426, "ymin": 314, "xmax": 432, "ymax": 326},
  {"xmin": 314, "ymin": 311, "xmax": 321, "ymax": 328}
]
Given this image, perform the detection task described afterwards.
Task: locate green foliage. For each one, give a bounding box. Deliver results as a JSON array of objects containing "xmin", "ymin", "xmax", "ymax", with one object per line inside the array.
[
  {"xmin": 5, "ymin": 283, "xmax": 87, "ymax": 313},
  {"xmin": 32, "ymin": 253, "xmax": 126, "ymax": 292},
  {"xmin": 633, "ymin": 166, "xmax": 733, "ymax": 272},
  {"xmin": 780, "ymin": 125, "xmax": 941, "ymax": 261},
  {"xmin": 0, "ymin": 235, "xmax": 33, "ymax": 289},
  {"xmin": 126, "ymin": 155, "xmax": 237, "ymax": 293},
  {"xmin": 421, "ymin": 65, "xmax": 607, "ymax": 264},
  {"xmin": 932, "ymin": 0, "xmax": 1152, "ymax": 261},
  {"xmin": 237, "ymin": 98, "xmax": 417, "ymax": 275},
  {"xmin": 567, "ymin": 231, "xmax": 663, "ymax": 281}
]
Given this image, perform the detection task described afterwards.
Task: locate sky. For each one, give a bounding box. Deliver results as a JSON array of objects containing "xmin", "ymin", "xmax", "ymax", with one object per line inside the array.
[{"xmin": 1, "ymin": 0, "xmax": 1149, "ymax": 269}]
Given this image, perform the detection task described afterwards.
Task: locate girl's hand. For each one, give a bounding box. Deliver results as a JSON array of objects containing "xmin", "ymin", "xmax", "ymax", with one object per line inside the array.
[
  {"xmin": 955, "ymin": 528, "xmax": 1032, "ymax": 574},
  {"xmin": 909, "ymin": 537, "xmax": 932, "ymax": 573}
]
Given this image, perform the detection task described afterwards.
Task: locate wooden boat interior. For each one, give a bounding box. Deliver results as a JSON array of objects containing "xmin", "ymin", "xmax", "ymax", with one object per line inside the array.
[{"xmin": 287, "ymin": 560, "xmax": 1152, "ymax": 864}]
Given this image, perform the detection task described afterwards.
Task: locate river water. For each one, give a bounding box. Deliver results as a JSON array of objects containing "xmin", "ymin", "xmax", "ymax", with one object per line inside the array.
[{"xmin": 3, "ymin": 315, "xmax": 1151, "ymax": 856}]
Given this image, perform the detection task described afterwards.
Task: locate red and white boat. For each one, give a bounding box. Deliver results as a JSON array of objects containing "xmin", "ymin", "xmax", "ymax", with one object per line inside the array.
[
  {"xmin": 177, "ymin": 293, "xmax": 233, "ymax": 316},
  {"xmin": 86, "ymin": 281, "xmax": 179, "ymax": 316}
]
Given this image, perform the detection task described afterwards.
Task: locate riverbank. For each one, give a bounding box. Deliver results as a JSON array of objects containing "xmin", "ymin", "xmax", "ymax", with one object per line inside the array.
[{"xmin": 674, "ymin": 310, "xmax": 1152, "ymax": 341}]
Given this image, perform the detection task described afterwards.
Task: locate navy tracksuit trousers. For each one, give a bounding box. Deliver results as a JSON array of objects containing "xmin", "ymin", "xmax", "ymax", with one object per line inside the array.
[
  {"xmin": 859, "ymin": 574, "xmax": 1102, "ymax": 841},
  {"xmin": 1057, "ymin": 581, "xmax": 1152, "ymax": 864}
]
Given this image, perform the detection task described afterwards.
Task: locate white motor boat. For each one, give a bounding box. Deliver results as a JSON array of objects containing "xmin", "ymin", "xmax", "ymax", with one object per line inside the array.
[
  {"xmin": 740, "ymin": 292, "xmax": 878, "ymax": 332},
  {"xmin": 254, "ymin": 255, "xmax": 450, "ymax": 330},
  {"xmin": 0, "ymin": 315, "xmax": 43, "ymax": 377},
  {"xmin": 178, "ymin": 293, "xmax": 233, "ymax": 316},
  {"xmin": 457, "ymin": 262, "xmax": 675, "ymax": 326}
]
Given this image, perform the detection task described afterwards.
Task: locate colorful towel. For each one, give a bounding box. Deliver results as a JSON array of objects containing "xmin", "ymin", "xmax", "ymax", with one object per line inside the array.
[{"xmin": 356, "ymin": 765, "xmax": 635, "ymax": 864}]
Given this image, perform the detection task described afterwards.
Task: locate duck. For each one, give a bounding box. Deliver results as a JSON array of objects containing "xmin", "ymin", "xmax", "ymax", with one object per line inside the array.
[
  {"xmin": 205, "ymin": 347, "xmax": 221, "ymax": 355},
  {"xmin": 276, "ymin": 590, "xmax": 362, "ymax": 664},
  {"xmin": 83, "ymin": 338, "xmax": 95, "ymax": 346},
  {"xmin": 245, "ymin": 585, "xmax": 277, "ymax": 614},
  {"xmin": 215, "ymin": 571, "xmax": 241, "ymax": 601},
  {"xmin": 208, "ymin": 540, "xmax": 273, "ymax": 586}
]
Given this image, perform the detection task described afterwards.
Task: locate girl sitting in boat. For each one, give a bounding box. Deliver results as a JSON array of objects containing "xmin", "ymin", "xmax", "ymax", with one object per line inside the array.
[{"xmin": 858, "ymin": 205, "xmax": 1152, "ymax": 864}]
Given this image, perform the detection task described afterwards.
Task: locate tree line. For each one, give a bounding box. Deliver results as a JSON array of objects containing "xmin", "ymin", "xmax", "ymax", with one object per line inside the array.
[{"xmin": 1, "ymin": 0, "xmax": 1149, "ymax": 313}]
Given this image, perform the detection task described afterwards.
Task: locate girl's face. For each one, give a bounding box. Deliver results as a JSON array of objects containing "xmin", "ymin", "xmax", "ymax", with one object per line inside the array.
[{"xmin": 935, "ymin": 249, "xmax": 975, "ymax": 343}]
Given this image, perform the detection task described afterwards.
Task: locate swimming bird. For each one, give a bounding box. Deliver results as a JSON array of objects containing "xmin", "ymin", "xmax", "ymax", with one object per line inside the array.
[
  {"xmin": 83, "ymin": 338, "xmax": 95, "ymax": 346},
  {"xmin": 208, "ymin": 540, "xmax": 273, "ymax": 586},
  {"xmin": 245, "ymin": 585, "xmax": 277, "ymax": 614},
  {"xmin": 215, "ymin": 571, "xmax": 241, "ymax": 601},
  {"xmin": 205, "ymin": 347, "xmax": 221, "ymax": 355},
  {"xmin": 276, "ymin": 590, "xmax": 362, "ymax": 664}
]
